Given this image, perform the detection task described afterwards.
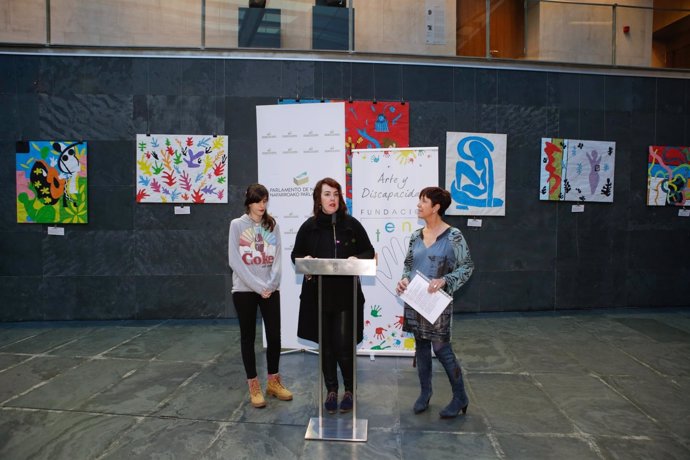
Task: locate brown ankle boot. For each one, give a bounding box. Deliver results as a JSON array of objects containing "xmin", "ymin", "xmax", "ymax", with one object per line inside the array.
[
  {"xmin": 266, "ymin": 373, "xmax": 293, "ymax": 401},
  {"xmin": 247, "ymin": 377, "xmax": 266, "ymax": 408}
]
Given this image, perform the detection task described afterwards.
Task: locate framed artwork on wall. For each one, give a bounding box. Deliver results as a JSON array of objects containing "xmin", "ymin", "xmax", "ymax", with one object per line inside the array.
[
  {"xmin": 540, "ymin": 138, "xmax": 616, "ymax": 203},
  {"xmin": 445, "ymin": 132, "xmax": 507, "ymax": 216},
  {"xmin": 647, "ymin": 145, "xmax": 690, "ymax": 206},
  {"xmin": 16, "ymin": 140, "xmax": 88, "ymax": 224},
  {"xmin": 136, "ymin": 134, "xmax": 228, "ymax": 203}
]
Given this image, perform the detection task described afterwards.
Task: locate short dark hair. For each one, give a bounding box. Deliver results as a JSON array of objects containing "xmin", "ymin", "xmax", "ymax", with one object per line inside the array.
[
  {"xmin": 244, "ymin": 183, "xmax": 276, "ymax": 231},
  {"xmin": 419, "ymin": 186, "xmax": 451, "ymax": 215},
  {"xmin": 312, "ymin": 177, "xmax": 347, "ymax": 216}
]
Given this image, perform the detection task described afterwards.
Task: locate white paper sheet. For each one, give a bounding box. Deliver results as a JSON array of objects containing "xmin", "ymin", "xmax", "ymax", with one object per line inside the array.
[{"xmin": 399, "ymin": 271, "xmax": 452, "ymax": 324}]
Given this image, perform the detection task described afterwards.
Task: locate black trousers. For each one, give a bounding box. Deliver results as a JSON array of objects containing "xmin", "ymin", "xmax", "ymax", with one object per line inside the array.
[
  {"xmin": 232, "ymin": 291, "xmax": 281, "ymax": 379},
  {"xmin": 321, "ymin": 309, "xmax": 354, "ymax": 393}
]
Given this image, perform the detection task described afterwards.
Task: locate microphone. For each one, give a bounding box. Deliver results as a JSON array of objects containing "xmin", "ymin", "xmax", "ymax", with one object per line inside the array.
[{"xmin": 331, "ymin": 213, "xmax": 337, "ymax": 258}]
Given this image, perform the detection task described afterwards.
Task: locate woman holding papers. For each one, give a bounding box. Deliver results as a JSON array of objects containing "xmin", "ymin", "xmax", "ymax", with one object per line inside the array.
[
  {"xmin": 291, "ymin": 177, "xmax": 375, "ymax": 414},
  {"xmin": 395, "ymin": 186, "xmax": 474, "ymax": 418},
  {"xmin": 229, "ymin": 184, "xmax": 292, "ymax": 408}
]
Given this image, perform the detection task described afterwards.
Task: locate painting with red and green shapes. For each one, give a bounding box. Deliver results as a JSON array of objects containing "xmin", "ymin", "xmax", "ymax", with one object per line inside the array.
[
  {"xmin": 136, "ymin": 134, "xmax": 228, "ymax": 203},
  {"xmin": 647, "ymin": 145, "xmax": 690, "ymax": 206},
  {"xmin": 16, "ymin": 141, "xmax": 88, "ymax": 224},
  {"xmin": 539, "ymin": 138, "xmax": 616, "ymax": 203}
]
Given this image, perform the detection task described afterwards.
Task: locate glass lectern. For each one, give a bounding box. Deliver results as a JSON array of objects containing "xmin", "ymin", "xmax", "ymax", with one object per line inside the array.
[{"xmin": 294, "ymin": 257, "xmax": 376, "ymax": 442}]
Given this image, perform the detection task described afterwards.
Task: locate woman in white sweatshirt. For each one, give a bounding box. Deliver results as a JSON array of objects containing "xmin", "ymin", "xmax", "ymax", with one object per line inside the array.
[{"xmin": 228, "ymin": 183, "xmax": 292, "ymax": 408}]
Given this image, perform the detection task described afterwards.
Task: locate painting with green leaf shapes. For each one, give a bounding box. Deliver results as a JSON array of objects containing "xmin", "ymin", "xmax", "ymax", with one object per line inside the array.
[{"xmin": 16, "ymin": 141, "xmax": 88, "ymax": 224}]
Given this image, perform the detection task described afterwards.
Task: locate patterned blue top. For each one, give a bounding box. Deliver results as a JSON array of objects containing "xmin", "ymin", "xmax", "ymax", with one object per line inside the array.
[{"xmin": 401, "ymin": 226, "xmax": 474, "ymax": 342}]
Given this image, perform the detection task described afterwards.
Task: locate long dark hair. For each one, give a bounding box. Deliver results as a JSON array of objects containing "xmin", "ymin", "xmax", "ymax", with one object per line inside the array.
[
  {"xmin": 312, "ymin": 177, "xmax": 347, "ymax": 216},
  {"xmin": 244, "ymin": 183, "xmax": 276, "ymax": 232}
]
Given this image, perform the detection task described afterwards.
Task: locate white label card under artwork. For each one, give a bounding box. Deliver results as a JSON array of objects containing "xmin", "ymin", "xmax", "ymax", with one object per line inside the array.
[
  {"xmin": 467, "ymin": 218, "xmax": 482, "ymax": 228},
  {"xmin": 571, "ymin": 204, "xmax": 585, "ymax": 213},
  {"xmin": 47, "ymin": 226, "xmax": 65, "ymax": 236},
  {"xmin": 174, "ymin": 206, "xmax": 191, "ymax": 215},
  {"xmin": 679, "ymin": 209, "xmax": 690, "ymax": 217}
]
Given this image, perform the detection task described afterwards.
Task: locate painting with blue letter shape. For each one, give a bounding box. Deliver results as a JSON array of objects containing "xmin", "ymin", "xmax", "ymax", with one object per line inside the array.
[{"xmin": 445, "ymin": 132, "xmax": 507, "ymax": 216}]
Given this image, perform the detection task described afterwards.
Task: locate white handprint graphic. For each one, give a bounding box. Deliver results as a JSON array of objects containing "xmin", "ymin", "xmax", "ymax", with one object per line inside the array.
[{"xmin": 374, "ymin": 235, "xmax": 411, "ymax": 296}]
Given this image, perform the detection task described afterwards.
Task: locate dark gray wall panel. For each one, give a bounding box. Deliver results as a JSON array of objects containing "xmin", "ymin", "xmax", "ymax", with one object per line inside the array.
[
  {"xmin": 0, "ymin": 276, "xmax": 45, "ymax": 321},
  {"xmin": 88, "ymin": 140, "xmax": 136, "ymax": 186},
  {"xmin": 479, "ymin": 228, "xmax": 556, "ymax": 272},
  {"xmin": 546, "ymin": 72, "xmax": 580, "ymax": 110},
  {"xmin": 346, "ymin": 63, "xmax": 375, "ymax": 101},
  {"xmin": 1, "ymin": 54, "xmax": 688, "ymax": 321},
  {"xmin": 0, "ymin": 233, "xmax": 44, "ymax": 276},
  {"xmin": 408, "ymin": 101, "xmax": 453, "ymax": 156},
  {"xmin": 497, "ymin": 70, "xmax": 547, "ymax": 107},
  {"xmin": 403, "ymin": 65, "xmax": 454, "ymax": 102},
  {"xmin": 318, "ymin": 61, "xmax": 347, "ymax": 100},
  {"xmin": 372, "ymin": 63, "xmax": 403, "ymax": 102},
  {"xmin": 453, "ymin": 67, "xmax": 476, "ymax": 104},
  {"xmin": 655, "ymin": 112, "xmax": 686, "ymax": 145},
  {"xmin": 280, "ymin": 60, "xmax": 316, "ymax": 100},
  {"xmin": 451, "ymin": 101, "xmax": 476, "ymax": 133},
  {"xmin": 145, "ymin": 95, "xmax": 223, "ymax": 134},
  {"xmin": 556, "ymin": 268, "xmax": 628, "ymax": 309},
  {"xmin": 475, "ymin": 69, "xmax": 498, "ymax": 105},
  {"xmin": 38, "ymin": 93, "xmax": 134, "ymax": 139},
  {"xmin": 88, "ymin": 186, "xmax": 134, "ymax": 231},
  {"xmin": 133, "ymin": 229, "xmax": 226, "ymax": 275},
  {"xmin": 40, "ymin": 275, "xmax": 137, "ymax": 320},
  {"xmin": 42, "ymin": 231, "xmax": 135, "ymax": 277},
  {"xmin": 625, "ymin": 269, "xmax": 690, "ymax": 307},
  {"xmin": 135, "ymin": 275, "xmax": 226, "ymax": 318},
  {"xmin": 226, "ymin": 60, "xmax": 282, "ymax": 98},
  {"xmin": 480, "ymin": 270, "xmax": 556, "ymax": 312}
]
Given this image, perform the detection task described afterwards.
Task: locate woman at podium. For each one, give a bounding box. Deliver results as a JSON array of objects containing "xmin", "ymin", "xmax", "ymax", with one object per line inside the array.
[
  {"xmin": 291, "ymin": 177, "xmax": 374, "ymax": 414},
  {"xmin": 395, "ymin": 186, "xmax": 474, "ymax": 418}
]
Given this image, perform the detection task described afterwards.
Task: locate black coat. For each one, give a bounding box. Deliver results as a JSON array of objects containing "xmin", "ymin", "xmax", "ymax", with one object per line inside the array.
[{"xmin": 290, "ymin": 211, "xmax": 375, "ymax": 343}]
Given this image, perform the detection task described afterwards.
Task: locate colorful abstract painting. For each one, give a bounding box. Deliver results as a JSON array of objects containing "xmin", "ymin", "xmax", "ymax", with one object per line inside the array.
[
  {"xmin": 136, "ymin": 134, "xmax": 228, "ymax": 203},
  {"xmin": 540, "ymin": 138, "xmax": 616, "ymax": 203},
  {"xmin": 345, "ymin": 101, "xmax": 409, "ymax": 210},
  {"xmin": 16, "ymin": 141, "xmax": 88, "ymax": 224},
  {"xmin": 647, "ymin": 145, "xmax": 690, "ymax": 206},
  {"xmin": 445, "ymin": 132, "xmax": 507, "ymax": 216}
]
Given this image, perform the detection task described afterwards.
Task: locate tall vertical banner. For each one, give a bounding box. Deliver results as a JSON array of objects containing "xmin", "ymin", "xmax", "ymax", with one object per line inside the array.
[
  {"xmin": 352, "ymin": 147, "xmax": 438, "ymax": 355},
  {"xmin": 256, "ymin": 102, "xmax": 346, "ymax": 350}
]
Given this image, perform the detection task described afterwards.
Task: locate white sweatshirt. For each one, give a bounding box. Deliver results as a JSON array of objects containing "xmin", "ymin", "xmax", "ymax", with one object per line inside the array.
[{"xmin": 228, "ymin": 214, "xmax": 281, "ymax": 293}]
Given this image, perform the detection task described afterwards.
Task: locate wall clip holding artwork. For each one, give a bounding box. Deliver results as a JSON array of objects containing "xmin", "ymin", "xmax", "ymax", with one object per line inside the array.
[
  {"xmin": 135, "ymin": 134, "xmax": 229, "ymax": 203},
  {"xmin": 16, "ymin": 140, "xmax": 88, "ymax": 224},
  {"xmin": 539, "ymin": 138, "xmax": 616, "ymax": 203}
]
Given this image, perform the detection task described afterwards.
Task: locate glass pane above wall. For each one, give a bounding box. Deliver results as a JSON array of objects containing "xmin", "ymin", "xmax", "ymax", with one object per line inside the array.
[
  {"xmin": 1, "ymin": 0, "xmax": 689, "ymax": 72},
  {"xmin": 525, "ymin": 1, "xmax": 616, "ymax": 66}
]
